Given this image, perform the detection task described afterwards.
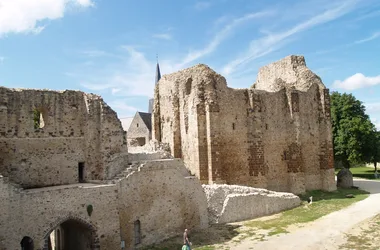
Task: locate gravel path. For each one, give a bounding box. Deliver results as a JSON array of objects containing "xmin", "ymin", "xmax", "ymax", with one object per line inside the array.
[{"xmin": 231, "ymin": 179, "xmax": 380, "ymax": 250}]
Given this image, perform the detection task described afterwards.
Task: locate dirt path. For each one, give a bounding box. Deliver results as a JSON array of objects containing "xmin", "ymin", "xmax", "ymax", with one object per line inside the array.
[{"xmin": 230, "ymin": 179, "xmax": 380, "ymax": 250}]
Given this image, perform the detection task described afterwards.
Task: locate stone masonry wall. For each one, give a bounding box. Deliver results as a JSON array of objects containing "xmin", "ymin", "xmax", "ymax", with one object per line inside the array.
[
  {"xmin": 203, "ymin": 184, "xmax": 301, "ymax": 224},
  {"xmin": 153, "ymin": 55, "xmax": 336, "ymax": 194},
  {"xmin": 0, "ymin": 87, "xmax": 128, "ymax": 188},
  {"xmin": 0, "ymin": 157, "xmax": 209, "ymax": 250},
  {"xmin": 117, "ymin": 159, "xmax": 209, "ymax": 249},
  {"xmin": 0, "ymin": 175, "xmax": 120, "ymax": 250}
]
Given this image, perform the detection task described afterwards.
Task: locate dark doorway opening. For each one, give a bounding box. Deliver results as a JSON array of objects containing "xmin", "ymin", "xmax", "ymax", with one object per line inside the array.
[
  {"xmin": 21, "ymin": 236, "xmax": 34, "ymax": 250},
  {"xmin": 44, "ymin": 219, "xmax": 97, "ymax": 250},
  {"xmin": 78, "ymin": 162, "xmax": 85, "ymax": 183},
  {"xmin": 136, "ymin": 137, "xmax": 146, "ymax": 146}
]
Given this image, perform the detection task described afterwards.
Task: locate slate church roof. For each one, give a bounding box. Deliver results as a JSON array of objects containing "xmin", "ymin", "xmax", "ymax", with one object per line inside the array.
[
  {"xmin": 137, "ymin": 112, "xmax": 152, "ymax": 131},
  {"xmin": 148, "ymin": 61, "xmax": 162, "ymax": 113}
]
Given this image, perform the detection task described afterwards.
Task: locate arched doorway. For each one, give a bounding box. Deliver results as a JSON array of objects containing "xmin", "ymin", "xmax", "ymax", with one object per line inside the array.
[
  {"xmin": 20, "ymin": 236, "xmax": 34, "ymax": 250},
  {"xmin": 42, "ymin": 216, "xmax": 99, "ymax": 250}
]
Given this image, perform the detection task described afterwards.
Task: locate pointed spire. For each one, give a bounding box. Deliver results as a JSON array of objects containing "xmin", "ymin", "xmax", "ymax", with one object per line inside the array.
[{"xmin": 155, "ymin": 55, "xmax": 161, "ymax": 85}]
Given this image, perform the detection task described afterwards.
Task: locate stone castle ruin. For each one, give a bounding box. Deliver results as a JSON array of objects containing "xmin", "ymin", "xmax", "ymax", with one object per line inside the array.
[
  {"xmin": 0, "ymin": 55, "xmax": 333, "ymax": 250},
  {"xmin": 0, "ymin": 88, "xmax": 128, "ymax": 188},
  {"xmin": 152, "ymin": 55, "xmax": 336, "ymax": 194}
]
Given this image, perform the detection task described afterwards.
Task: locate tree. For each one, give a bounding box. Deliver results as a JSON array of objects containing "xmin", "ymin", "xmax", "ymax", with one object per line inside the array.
[
  {"xmin": 330, "ymin": 92, "xmax": 376, "ymax": 168},
  {"xmin": 368, "ymin": 131, "xmax": 380, "ymax": 172}
]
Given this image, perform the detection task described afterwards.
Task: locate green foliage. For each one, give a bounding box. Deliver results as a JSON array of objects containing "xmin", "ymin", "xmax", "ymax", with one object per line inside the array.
[
  {"xmin": 33, "ymin": 109, "xmax": 41, "ymax": 130},
  {"xmin": 368, "ymin": 131, "xmax": 380, "ymax": 170},
  {"xmin": 87, "ymin": 204, "xmax": 93, "ymax": 217},
  {"xmin": 330, "ymin": 92, "xmax": 377, "ymax": 168}
]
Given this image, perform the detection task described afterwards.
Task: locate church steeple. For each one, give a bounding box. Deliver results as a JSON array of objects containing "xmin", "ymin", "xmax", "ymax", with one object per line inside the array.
[
  {"xmin": 149, "ymin": 56, "xmax": 161, "ymax": 113},
  {"xmin": 155, "ymin": 56, "xmax": 161, "ymax": 85}
]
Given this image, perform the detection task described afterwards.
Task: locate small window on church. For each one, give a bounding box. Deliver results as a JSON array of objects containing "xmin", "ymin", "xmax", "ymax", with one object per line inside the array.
[
  {"xmin": 137, "ymin": 123, "xmax": 139, "ymax": 127},
  {"xmin": 232, "ymin": 123, "xmax": 235, "ymax": 130}
]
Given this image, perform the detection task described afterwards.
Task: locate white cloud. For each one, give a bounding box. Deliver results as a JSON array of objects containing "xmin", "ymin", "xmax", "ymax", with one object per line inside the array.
[
  {"xmin": 108, "ymin": 100, "xmax": 138, "ymax": 118},
  {"xmin": 333, "ymin": 73, "xmax": 380, "ymax": 90},
  {"xmin": 152, "ymin": 33, "xmax": 172, "ymax": 40},
  {"xmin": 194, "ymin": 1, "xmax": 211, "ymax": 11},
  {"xmin": 365, "ymin": 102, "xmax": 380, "ymax": 113},
  {"xmin": 178, "ymin": 11, "xmax": 273, "ymax": 68},
  {"xmin": 0, "ymin": 0, "xmax": 93, "ymax": 36},
  {"xmin": 370, "ymin": 118, "xmax": 380, "ymax": 130},
  {"xmin": 354, "ymin": 31, "xmax": 380, "ymax": 44},
  {"xmin": 354, "ymin": 9, "xmax": 380, "ymax": 21},
  {"xmin": 76, "ymin": 0, "xmax": 94, "ymax": 7},
  {"xmin": 222, "ymin": 0, "xmax": 358, "ymax": 75},
  {"xmin": 79, "ymin": 46, "xmax": 180, "ymax": 98}
]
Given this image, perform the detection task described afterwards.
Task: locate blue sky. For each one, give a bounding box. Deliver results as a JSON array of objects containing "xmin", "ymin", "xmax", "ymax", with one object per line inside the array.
[{"xmin": 0, "ymin": 0, "xmax": 379, "ymax": 129}]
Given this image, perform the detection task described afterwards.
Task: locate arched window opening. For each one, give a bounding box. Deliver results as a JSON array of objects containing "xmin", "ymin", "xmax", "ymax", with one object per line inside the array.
[{"xmin": 20, "ymin": 236, "xmax": 34, "ymax": 250}]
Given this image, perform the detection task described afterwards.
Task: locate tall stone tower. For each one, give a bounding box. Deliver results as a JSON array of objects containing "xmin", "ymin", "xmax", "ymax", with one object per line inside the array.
[{"xmin": 148, "ymin": 61, "xmax": 161, "ymax": 113}]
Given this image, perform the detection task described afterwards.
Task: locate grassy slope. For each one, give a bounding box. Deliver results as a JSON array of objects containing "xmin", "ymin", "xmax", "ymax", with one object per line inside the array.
[
  {"xmin": 245, "ymin": 188, "xmax": 369, "ymax": 235},
  {"xmin": 144, "ymin": 188, "xmax": 369, "ymax": 250}
]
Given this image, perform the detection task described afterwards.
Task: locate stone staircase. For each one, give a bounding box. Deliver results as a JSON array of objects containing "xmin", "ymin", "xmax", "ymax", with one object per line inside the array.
[{"xmin": 108, "ymin": 162, "xmax": 141, "ymax": 184}]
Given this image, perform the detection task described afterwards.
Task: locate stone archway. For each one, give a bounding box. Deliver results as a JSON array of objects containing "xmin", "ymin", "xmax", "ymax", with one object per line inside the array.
[{"xmin": 40, "ymin": 215, "xmax": 100, "ymax": 250}]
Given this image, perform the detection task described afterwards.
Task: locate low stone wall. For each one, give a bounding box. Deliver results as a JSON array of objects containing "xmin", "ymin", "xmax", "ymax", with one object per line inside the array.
[{"xmin": 203, "ymin": 184, "xmax": 301, "ymax": 224}]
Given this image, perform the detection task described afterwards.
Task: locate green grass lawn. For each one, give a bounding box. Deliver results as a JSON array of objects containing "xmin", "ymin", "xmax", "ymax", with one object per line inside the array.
[
  {"xmin": 335, "ymin": 166, "xmax": 380, "ymax": 180},
  {"xmin": 143, "ymin": 188, "xmax": 369, "ymax": 250},
  {"xmin": 244, "ymin": 188, "xmax": 369, "ymax": 235}
]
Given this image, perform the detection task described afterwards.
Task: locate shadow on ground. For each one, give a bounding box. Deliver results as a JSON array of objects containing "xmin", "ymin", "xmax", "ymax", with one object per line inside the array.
[
  {"xmin": 352, "ymin": 171, "xmax": 379, "ymax": 180},
  {"xmin": 142, "ymin": 224, "xmax": 242, "ymax": 250}
]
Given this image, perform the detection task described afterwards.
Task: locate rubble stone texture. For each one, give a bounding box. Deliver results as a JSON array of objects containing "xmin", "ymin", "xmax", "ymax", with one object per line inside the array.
[
  {"xmin": 0, "ymin": 87, "xmax": 208, "ymax": 250},
  {"xmin": 0, "ymin": 87, "xmax": 129, "ymax": 188},
  {"xmin": 153, "ymin": 55, "xmax": 336, "ymax": 194},
  {"xmin": 203, "ymin": 184, "xmax": 301, "ymax": 224},
  {"xmin": 0, "ymin": 159, "xmax": 208, "ymax": 249}
]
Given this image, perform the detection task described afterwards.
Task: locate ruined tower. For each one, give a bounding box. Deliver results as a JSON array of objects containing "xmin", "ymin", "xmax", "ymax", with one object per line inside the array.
[{"xmin": 152, "ymin": 55, "xmax": 336, "ymax": 194}]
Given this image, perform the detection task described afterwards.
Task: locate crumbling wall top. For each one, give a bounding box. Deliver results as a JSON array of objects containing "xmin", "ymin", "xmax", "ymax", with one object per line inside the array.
[{"xmin": 254, "ymin": 55, "xmax": 326, "ymax": 92}]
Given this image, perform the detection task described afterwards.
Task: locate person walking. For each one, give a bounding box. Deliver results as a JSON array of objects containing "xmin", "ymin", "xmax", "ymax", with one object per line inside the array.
[{"xmin": 183, "ymin": 228, "xmax": 191, "ymax": 250}]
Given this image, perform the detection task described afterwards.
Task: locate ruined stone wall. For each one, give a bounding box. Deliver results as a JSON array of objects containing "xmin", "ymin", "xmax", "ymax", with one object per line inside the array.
[
  {"xmin": 0, "ymin": 87, "xmax": 128, "ymax": 188},
  {"xmin": 0, "ymin": 175, "xmax": 120, "ymax": 250},
  {"xmin": 117, "ymin": 159, "xmax": 209, "ymax": 249},
  {"xmin": 0, "ymin": 157, "xmax": 209, "ymax": 250},
  {"xmin": 153, "ymin": 55, "xmax": 336, "ymax": 194},
  {"xmin": 203, "ymin": 184, "xmax": 301, "ymax": 224}
]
